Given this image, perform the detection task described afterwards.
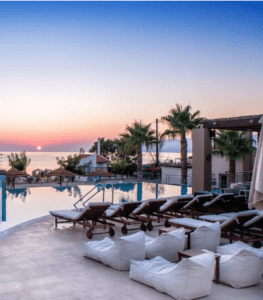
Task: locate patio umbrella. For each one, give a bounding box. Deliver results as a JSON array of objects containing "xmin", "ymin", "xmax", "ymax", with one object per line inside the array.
[
  {"xmin": 86, "ymin": 168, "xmax": 115, "ymax": 177},
  {"xmin": 46, "ymin": 167, "xmax": 75, "ymax": 186},
  {"xmin": 249, "ymin": 116, "xmax": 263, "ymax": 210},
  {"xmin": 6, "ymin": 168, "xmax": 30, "ymax": 188}
]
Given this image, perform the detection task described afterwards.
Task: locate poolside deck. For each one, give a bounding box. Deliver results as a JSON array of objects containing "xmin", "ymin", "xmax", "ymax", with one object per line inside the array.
[{"xmin": 0, "ymin": 217, "xmax": 262, "ymax": 300}]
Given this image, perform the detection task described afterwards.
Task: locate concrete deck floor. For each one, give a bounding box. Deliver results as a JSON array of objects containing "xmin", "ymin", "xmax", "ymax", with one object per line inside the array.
[{"xmin": 0, "ymin": 217, "xmax": 262, "ymax": 300}]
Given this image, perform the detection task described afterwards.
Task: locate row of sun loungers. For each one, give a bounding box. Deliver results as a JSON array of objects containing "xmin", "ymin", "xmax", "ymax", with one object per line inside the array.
[{"xmin": 50, "ymin": 192, "xmax": 263, "ymax": 244}]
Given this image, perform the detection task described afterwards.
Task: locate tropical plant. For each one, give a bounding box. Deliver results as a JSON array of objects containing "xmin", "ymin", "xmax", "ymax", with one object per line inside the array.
[
  {"xmin": 89, "ymin": 137, "xmax": 137, "ymax": 175},
  {"xmin": 212, "ymin": 130, "xmax": 256, "ymax": 184},
  {"xmin": 120, "ymin": 120, "xmax": 156, "ymax": 181},
  {"xmin": 89, "ymin": 138, "xmax": 121, "ymax": 160},
  {"xmin": 8, "ymin": 152, "xmax": 31, "ymax": 172},
  {"xmin": 161, "ymin": 104, "xmax": 203, "ymax": 184},
  {"xmin": 110, "ymin": 156, "xmax": 128, "ymax": 176},
  {"xmin": 56, "ymin": 154, "xmax": 85, "ymax": 176}
]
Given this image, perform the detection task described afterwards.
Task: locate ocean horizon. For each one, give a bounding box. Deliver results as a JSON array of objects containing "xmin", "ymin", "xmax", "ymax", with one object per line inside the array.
[{"xmin": 0, "ymin": 151, "xmax": 192, "ymax": 175}]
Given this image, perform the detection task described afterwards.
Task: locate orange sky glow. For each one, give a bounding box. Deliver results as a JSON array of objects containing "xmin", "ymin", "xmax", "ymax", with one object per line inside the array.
[{"xmin": 0, "ymin": 2, "xmax": 262, "ymax": 151}]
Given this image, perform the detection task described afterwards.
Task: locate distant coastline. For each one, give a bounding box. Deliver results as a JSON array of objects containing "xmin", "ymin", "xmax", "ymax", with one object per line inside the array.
[{"xmin": 0, "ymin": 151, "xmax": 192, "ymax": 175}]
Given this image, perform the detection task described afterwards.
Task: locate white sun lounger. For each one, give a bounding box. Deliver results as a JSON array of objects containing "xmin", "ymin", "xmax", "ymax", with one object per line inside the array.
[{"xmin": 50, "ymin": 202, "xmax": 114, "ymax": 239}]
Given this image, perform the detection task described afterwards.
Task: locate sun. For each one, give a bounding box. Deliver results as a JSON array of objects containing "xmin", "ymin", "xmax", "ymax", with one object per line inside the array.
[{"xmin": 37, "ymin": 146, "xmax": 41, "ymax": 151}]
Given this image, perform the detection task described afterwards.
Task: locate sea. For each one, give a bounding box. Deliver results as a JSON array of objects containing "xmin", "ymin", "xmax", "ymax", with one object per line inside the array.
[{"xmin": 0, "ymin": 151, "xmax": 191, "ymax": 175}]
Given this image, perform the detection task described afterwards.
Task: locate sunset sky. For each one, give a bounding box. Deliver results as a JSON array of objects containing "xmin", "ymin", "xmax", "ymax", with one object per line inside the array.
[{"xmin": 0, "ymin": 2, "xmax": 262, "ymax": 151}]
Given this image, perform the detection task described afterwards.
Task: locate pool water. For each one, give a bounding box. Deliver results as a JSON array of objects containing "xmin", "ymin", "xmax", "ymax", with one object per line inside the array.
[{"xmin": 0, "ymin": 182, "xmax": 191, "ymax": 232}]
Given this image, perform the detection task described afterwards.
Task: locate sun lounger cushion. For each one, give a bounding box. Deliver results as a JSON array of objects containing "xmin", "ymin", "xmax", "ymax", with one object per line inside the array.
[
  {"xmin": 169, "ymin": 217, "xmax": 214, "ymax": 228},
  {"xmin": 199, "ymin": 214, "xmax": 230, "ymax": 223},
  {"xmin": 220, "ymin": 210, "xmax": 259, "ymax": 229},
  {"xmin": 50, "ymin": 202, "xmax": 111, "ymax": 221},
  {"xmin": 243, "ymin": 211, "xmax": 263, "ymax": 228},
  {"xmin": 83, "ymin": 231, "xmax": 145, "ymax": 270},
  {"xmin": 145, "ymin": 228, "xmax": 185, "ymax": 261},
  {"xmin": 159, "ymin": 195, "xmax": 193, "ymax": 212},
  {"xmin": 132, "ymin": 199, "xmax": 166, "ymax": 215},
  {"xmin": 183, "ymin": 193, "xmax": 213, "ymax": 209},
  {"xmin": 219, "ymin": 250, "xmax": 263, "ymax": 288},
  {"xmin": 105, "ymin": 202, "xmax": 141, "ymax": 218},
  {"xmin": 220, "ymin": 212, "xmax": 236, "ymax": 218},
  {"xmin": 203, "ymin": 193, "xmax": 234, "ymax": 207},
  {"xmin": 105, "ymin": 204, "xmax": 122, "ymax": 218},
  {"xmin": 129, "ymin": 253, "xmax": 215, "ymax": 300}
]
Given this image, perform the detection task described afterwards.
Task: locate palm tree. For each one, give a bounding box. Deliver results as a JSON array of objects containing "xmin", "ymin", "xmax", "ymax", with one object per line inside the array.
[
  {"xmin": 213, "ymin": 130, "xmax": 256, "ymax": 184},
  {"xmin": 161, "ymin": 104, "xmax": 202, "ymax": 185},
  {"xmin": 120, "ymin": 121, "xmax": 156, "ymax": 181}
]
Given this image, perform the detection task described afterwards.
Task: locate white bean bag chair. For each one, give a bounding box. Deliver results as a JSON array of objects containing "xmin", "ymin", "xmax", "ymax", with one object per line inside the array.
[
  {"xmin": 217, "ymin": 241, "xmax": 263, "ymax": 259},
  {"xmin": 145, "ymin": 228, "xmax": 185, "ymax": 261},
  {"xmin": 169, "ymin": 218, "xmax": 221, "ymax": 251},
  {"xmin": 129, "ymin": 252, "xmax": 215, "ymax": 300},
  {"xmin": 217, "ymin": 241, "xmax": 263, "ymax": 275},
  {"xmin": 219, "ymin": 249, "xmax": 263, "ymax": 288},
  {"xmin": 83, "ymin": 231, "xmax": 145, "ymax": 270},
  {"xmin": 190, "ymin": 222, "xmax": 221, "ymax": 251}
]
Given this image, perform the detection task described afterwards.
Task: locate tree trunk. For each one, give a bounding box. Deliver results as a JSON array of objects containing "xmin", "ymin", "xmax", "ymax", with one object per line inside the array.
[
  {"xmin": 229, "ymin": 160, "xmax": 236, "ymax": 184},
  {"xmin": 181, "ymin": 134, "xmax": 188, "ymax": 185},
  {"xmin": 137, "ymin": 145, "xmax": 143, "ymax": 181}
]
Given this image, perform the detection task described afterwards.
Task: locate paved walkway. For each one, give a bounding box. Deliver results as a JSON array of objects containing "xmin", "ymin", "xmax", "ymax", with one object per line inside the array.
[{"xmin": 0, "ymin": 217, "xmax": 262, "ymax": 300}]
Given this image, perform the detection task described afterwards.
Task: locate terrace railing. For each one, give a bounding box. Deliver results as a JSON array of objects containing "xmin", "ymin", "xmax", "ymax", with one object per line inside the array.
[{"xmin": 235, "ymin": 171, "xmax": 253, "ymax": 184}]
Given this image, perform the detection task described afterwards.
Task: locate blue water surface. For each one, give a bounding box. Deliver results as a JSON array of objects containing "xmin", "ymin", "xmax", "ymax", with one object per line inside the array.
[{"xmin": 0, "ymin": 182, "xmax": 191, "ymax": 232}]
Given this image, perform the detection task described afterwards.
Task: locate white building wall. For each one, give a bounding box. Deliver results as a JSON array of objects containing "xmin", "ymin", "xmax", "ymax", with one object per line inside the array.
[
  {"xmin": 211, "ymin": 156, "xmax": 228, "ymax": 188},
  {"xmin": 79, "ymin": 155, "xmax": 95, "ymax": 167},
  {"xmin": 211, "ymin": 156, "xmax": 247, "ymax": 188},
  {"xmin": 79, "ymin": 155, "xmax": 108, "ymax": 171}
]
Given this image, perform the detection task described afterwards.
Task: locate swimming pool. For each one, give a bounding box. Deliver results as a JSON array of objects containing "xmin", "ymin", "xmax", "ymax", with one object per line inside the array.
[{"xmin": 0, "ymin": 182, "xmax": 192, "ymax": 232}]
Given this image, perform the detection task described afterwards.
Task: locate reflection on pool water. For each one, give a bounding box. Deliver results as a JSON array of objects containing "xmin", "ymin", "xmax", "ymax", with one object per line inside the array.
[{"xmin": 0, "ymin": 182, "xmax": 192, "ymax": 232}]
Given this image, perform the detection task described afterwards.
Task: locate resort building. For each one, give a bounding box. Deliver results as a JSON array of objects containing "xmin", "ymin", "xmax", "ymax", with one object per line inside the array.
[{"xmin": 79, "ymin": 154, "xmax": 108, "ymax": 173}]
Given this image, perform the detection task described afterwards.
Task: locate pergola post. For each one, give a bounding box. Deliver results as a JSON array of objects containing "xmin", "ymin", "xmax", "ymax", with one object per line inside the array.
[
  {"xmin": 192, "ymin": 128, "xmax": 212, "ymax": 194},
  {"xmin": 242, "ymin": 131, "xmax": 253, "ymax": 182}
]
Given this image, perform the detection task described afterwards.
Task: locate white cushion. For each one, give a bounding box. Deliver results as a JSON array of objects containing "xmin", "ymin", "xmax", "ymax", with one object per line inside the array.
[
  {"xmin": 190, "ymin": 222, "xmax": 221, "ymax": 252},
  {"xmin": 83, "ymin": 231, "xmax": 145, "ymax": 270},
  {"xmin": 49, "ymin": 210, "xmax": 80, "ymax": 220},
  {"xmin": 183, "ymin": 194, "xmax": 213, "ymax": 209},
  {"xmin": 105, "ymin": 204, "xmax": 122, "ymax": 218},
  {"xmin": 133, "ymin": 200, "xmax": 151, "ymax": 214},
  {"xmin": 221, "ymin": 210, "xmax": 258, "ymax": 229},
  {"xmin": 160, "ymin": 195, "xmax": 193, "ymax": 212},
  {"xmin": 220, "ymin": 212, "xmax": 236, "ymax": 218},
  {"xmin": 50, "ymin": 202, "xmax": 111, "ymax": 220},
  {"xmin": 129, "ymin": 252, "xmax": 215, "ymax": 300},
  {"xmin": 169, "ymin": 217, "xmax": 213, "ymax": 228},
  {"xmin": 199, "ymin": 214, "xmax": 229, "ymax": 223},
  {"xmin": 244, "ymin": 213, "xmax": 263, "ymax": 227},
  {"xmin": 203, "ymin": 193, "xmax": 233, "ymax": 207},
  {"xmin": 219, "ymin": 249, "xmax": 263, "ymax": 288},
  {"xmin": 145, "ymin": 228, "xmax": 185, "ymax": 261}
]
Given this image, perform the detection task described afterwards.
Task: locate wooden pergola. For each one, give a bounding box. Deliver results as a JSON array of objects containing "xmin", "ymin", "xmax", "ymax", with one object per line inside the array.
[
  {"xmin": 200, "ymin": 114, "xmax": 262, "ymax": 132},
  {"xmin": 192, "ymin": 114, "xmax": 263, "ymax": 194}
]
